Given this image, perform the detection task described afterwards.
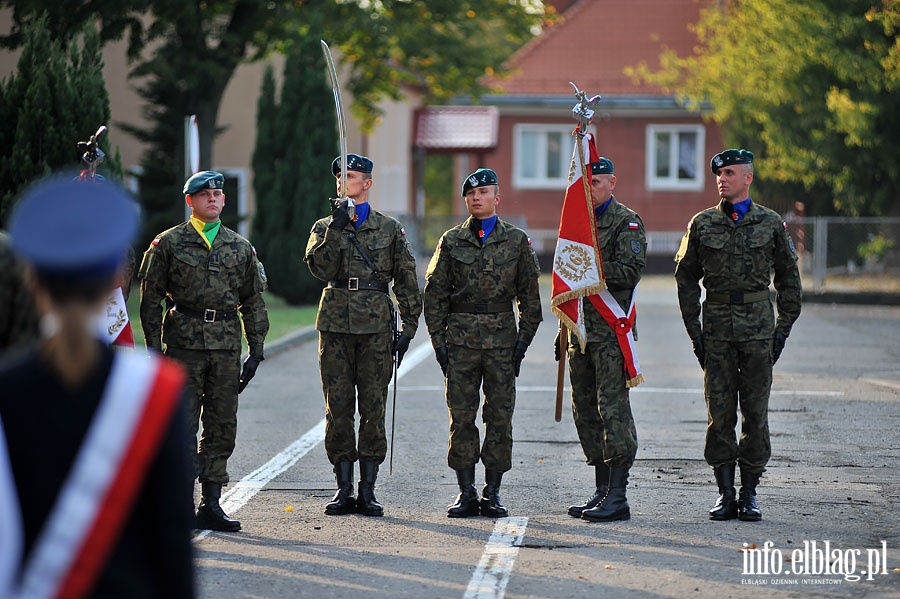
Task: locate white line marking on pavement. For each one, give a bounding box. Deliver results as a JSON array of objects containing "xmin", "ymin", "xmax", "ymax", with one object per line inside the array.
[
  {"xmin": 194, "ymin": 341, "xmax": 434, "ymax": 542},
  {"xmin": 464, "ymin": 517, "xmax": 528, "ymax": 599},
  {"xmin": 399, "ymin": 385, "xmax": 845, "ymax": 396}
]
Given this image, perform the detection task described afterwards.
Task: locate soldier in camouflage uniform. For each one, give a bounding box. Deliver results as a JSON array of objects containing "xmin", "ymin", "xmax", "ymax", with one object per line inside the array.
[
  {"xmin": 424, "ymin": 168, "xmax": 543, "ymax": 518},
  {"xmin": 305, "ymin": 154, "xmax": 422, "ymax": 517},
  {"xmin": 554, "ymin": 158, "xmax": 645, "ymax": 523},
  {"xmin": 674, "ymin": 149, "xmax": 801, "ymax": 522},
  {"xmin": 0, "ymin": 231, "xmax": 38, "ymax": 353},
  {"xmin": 139, "ymin": 170, "xmax": 269, "ymax": 532}
]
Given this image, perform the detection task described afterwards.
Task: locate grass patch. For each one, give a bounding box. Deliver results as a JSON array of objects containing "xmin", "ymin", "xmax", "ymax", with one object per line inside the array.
[{"xmin": 126, "ymin": 290, "xmax": 318, "ymax": 352}]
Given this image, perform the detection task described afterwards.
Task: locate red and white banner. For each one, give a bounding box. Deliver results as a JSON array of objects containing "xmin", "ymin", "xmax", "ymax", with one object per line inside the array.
[
  {"xmin": 98, "ymin": 286, "xmax": 133, "ymax": 347},
  {"xmin": 588, "ymin": 289, "xmax": 643, "ymax": 387},
  {"xmin": 551, "ymin": 130, "xmax": 643, "ymax": 387},
  {"xmin": 0, "ymin": 351, "xmax": 184, "ymax": 598},
  {"xmin": 551, "ymin": 131, "xmax": 605, "ymax": 348}
]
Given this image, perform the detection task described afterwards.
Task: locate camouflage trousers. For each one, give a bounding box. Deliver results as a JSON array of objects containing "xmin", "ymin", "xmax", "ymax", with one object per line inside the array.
[
  {"xmin": 445, "ymin": 344, "xmax": 516, "ymax": 472},
  {"xmin": 703, "ymin": 337, "xmax": 773, "ymax": 474},
  {"xmin": 568, "ymin": 340, "xmax": 638, "ymax": 467},
  {"xmin": 165, "ymin": 347, "xmax": 241, "ymax": 485},
  {"xmin": 319, "ymin": 331, "xmax": 393, "ymax": 465}
]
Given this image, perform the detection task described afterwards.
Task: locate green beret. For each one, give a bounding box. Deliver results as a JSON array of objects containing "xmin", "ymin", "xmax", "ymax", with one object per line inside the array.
[
  {"xmin": 461, "ymin": 168, "xmax": 498, "ymax": 196},
  {"xmin": 710, "ymin": 149, "xmax": 754, "ymax": 174},
  {"xmin": 591, "ymin": 157, "xmax": 614, "ymax": 175},
  {"xmin": 184, "ymin": 170, "xmax": 225, "ymax": 195},
  {"xmin": 332, "ymin": 154, "xmax": 373, "ymax": 175}
]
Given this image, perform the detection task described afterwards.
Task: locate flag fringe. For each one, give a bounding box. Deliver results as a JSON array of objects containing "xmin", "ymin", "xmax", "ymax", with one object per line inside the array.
[{"xmin": 626, "ymin": 374, "xmax": 644, "ymax": 388}]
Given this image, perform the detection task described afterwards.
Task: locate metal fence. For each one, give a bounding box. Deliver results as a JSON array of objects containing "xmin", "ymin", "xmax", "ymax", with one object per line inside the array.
[{"xmin": 396, "ymin": 213, "xmax": 900, "ymax": 292}]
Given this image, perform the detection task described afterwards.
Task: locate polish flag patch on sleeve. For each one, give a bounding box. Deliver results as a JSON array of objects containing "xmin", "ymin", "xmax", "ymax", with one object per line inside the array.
[{"xmin": 628, "ymin": 222, "xmax": 639, "ymax": 230}]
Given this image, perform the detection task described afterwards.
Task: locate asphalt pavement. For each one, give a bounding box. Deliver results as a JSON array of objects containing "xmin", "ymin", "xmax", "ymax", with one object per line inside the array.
[{"xmin": 194, "ymin": 275, "xmax": 900, "ymax": 598}]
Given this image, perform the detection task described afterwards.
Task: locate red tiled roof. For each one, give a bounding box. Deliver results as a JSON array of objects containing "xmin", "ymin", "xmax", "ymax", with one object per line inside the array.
[
  {"xmin": 494, "ymin": 0, "xmax": 709, "ymax": 96},
  {"xmin": 414, "ymin": 106, "xmax": 499, "ymax": 150}
]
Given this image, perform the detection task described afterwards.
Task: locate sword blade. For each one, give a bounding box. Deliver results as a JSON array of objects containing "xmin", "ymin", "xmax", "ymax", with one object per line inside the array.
[{"xmin": 321, "ymin": 40, "xmax": 348, "ymax": 201}]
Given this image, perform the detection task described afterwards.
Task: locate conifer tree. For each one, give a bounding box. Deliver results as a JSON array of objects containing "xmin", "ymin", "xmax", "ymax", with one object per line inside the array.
[
  {"xmin": 0, "ymin": 16, "xmax": 123, "ymax": 224},
  {"xmin": 251, "ymin": 31, "xmax": 336, "ymax": 304}
]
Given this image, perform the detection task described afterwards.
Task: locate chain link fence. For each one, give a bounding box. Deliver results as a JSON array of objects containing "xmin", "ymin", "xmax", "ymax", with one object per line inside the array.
[{"xmin": 393, "ymin": 213, "xmax": 900, "ymax": 292}]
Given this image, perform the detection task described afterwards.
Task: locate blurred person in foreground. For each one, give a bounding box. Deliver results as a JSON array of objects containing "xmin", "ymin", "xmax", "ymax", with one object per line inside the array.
[{"xmin": 0, "ymin": 175, "xmax": 194, "ymax": 598}]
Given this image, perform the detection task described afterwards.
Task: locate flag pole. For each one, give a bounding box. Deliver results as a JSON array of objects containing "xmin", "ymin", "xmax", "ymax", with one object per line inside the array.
[{"xmin": 555, "ymin": 324, "xmax": 567, "ymax": 422}]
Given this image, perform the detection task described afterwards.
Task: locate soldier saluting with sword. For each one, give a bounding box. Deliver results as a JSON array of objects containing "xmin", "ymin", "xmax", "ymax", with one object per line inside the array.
[{"xmin": 304, "ymin": 42, "xmax": 422, "ymax": 517}]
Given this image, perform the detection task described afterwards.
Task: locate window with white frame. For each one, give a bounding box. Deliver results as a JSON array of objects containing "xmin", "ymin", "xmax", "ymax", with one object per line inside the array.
[
  {"xmin": 645, "ymin": 124, "xmax": 705, "ymax": 191},
  {"xmin": 513, "ymin": 124, "xmax": 583, "ymax": 189}
]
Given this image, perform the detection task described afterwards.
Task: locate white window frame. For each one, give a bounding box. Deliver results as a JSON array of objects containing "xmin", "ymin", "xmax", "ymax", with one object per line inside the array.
[
  {"xmin": 513, "ymin": 124, "xmax": 589, "ymax": 190},
  {"xmin": 645, "ymin": 124, "xmax": 705, "ymax": 191}
]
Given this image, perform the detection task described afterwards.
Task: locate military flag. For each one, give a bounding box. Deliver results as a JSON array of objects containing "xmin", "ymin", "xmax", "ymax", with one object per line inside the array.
[{"xmin": 550, "ymin": 130, "xmax": 605, "ymax": 349}]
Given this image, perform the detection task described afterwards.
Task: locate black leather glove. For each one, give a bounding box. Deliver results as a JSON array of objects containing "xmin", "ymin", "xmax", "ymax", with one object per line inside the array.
[
  {"xmin": 772, "ymin": 332, "xmax": 787, "ymax": 364},
  {"xmin": 238, "ymin": 355, "xmax": 263, "ymax": 393},
  {"xmin": 513, "ymin": 341, "xmax": 528, "ymax": 377},
  {"xmin": 393, "ymin": 333, "xmax": 412, "ymax": 366},
  {"xmin": 553, "ymin": 331, "xmax": 567, "ymax": 362},
  {"xmin": 691, "ymin": 336, "xmax": 705, "ymax": 369},
  {"xmin": 328, "ymin": 200, "xmax": 352, "ymax": 230},
  {"xmin": 434, "ymin": 346, "xmax": 449, "ymax": 376}
]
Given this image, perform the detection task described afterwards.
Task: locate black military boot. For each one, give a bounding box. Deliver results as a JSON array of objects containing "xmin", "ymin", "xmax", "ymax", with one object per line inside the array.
[
  {"xmin": 357, "ymin": 461, "xmax": 384, "ymax": 517},
  {"xmin": 738, "ymin": 468, "xmax": 762, "ymax": 521},
  {"xmin": 709, "ymin": 463, "xmax": 738, "ymax": 521},
  {"xmin": 447, "ymin": 466, "xmax": 480, "ymax": 518},
  {"xmin": 324, "ymin": 461, "xmax": 356, "ymax": 515},
  {"xmin": 568, "ymin": 463, "xmax": 610, "ymax": 518},
  {"xmin": 480, "ymin": 470, "xmax": 509, "ymax": 518},
  {"xmin": 582, "ymin": 466, "xmax": 630, "ymax": 522},
  {"xmin": 196, "ymin": 482, "xmax": 241, "ymax": 532}
]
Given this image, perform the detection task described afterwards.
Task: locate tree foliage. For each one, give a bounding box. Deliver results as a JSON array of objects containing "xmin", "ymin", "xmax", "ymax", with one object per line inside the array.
[
  {"xmin": 630, "ymin": 0, "xmax": 900, "ymax": 216},
  {"xmin": 250, "ymin": 29, "xmax": 336, "ymax": 305},
  {"xmin": 0, "ymin": 16, "xmax": 123, "ymax": 224}
]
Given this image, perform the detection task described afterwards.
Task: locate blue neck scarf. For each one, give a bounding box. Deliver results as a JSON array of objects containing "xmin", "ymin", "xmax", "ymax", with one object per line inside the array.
[
  {"xmin": 729, "ymin": 198, "xmax": 751, "ymax": 222},
  {"xmin": 478, "ymin": 215, "xmax": 498, "ymax": 242},
  {"xmin": 353, "ymin": 201, "xmax": 370, "ymax": 229}
]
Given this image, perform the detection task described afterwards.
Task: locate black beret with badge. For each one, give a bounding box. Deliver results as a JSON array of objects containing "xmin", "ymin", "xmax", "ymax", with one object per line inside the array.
[
  {"xmin": 183, "ymin": 170, "xmax": 225, "ymax": 195},
  {"xmin": 461, "ymin": 168, "xmax": 498, "ymax": 196},
  {"xmin": 710, "ymin": 149, "xmax": 754, "ymax": 174},
  {"xmin": 591, "ymin": 157, "xmax": 614, "ymax": 175},
  {"xmin": 332, "ymin": 153, "xmax": 374, "ymax": 175}
]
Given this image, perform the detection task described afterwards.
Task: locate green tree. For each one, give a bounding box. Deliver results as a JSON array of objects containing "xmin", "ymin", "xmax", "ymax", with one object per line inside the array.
[
  {"xmin": 251, "ymin": 30, "xmax": 336, "ymax": 305},
  {"xmin": 0, "ymin": 16, "xmax": 123, "ymax": 224},
  {"xmin": 630, "ymin": 0, "xmax": 900, "ymax": 216}
]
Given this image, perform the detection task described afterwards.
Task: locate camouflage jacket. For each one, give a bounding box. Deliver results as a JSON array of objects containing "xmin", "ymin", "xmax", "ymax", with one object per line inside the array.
[
  {"xmin": 573, "ymin": 197, "xmax": 646, "ymax": 345},
  {"xmin": 674, "ymin": 200, "xmax": 802, "ymax": 342},
  {"xmin": 138, "ymin": 222, "xmax": 269, "ymax": 354},
  {"xmin": 424, "ymin": 217, "xmax": 543, "ymax": 350},
  {"xmin": 305, "ymin": 209, "xmax": 422, "ymax": 337}
]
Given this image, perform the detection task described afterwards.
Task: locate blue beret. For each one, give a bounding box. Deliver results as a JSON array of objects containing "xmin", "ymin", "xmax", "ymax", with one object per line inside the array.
[
  {"xmin": 183, "ymin": 170, "xmax": 225, "ymax": 195},
  {"xmin": 591, "ymin": 157, "xmax": 614, "ymax": 175},
  {"xmin": 710, "ymin": 149, "xmax": 754, "ymax": 174},
  {"xmin": 9, "ymin": 174, "xmax": 139, "ymax": 280},
  {"xmin": 461, "ymin": 168, "xmax": 498, "ymax": 196},
  {"xmin": 332, "ymin": 154, "xmax": 373, "ymax": 175}
]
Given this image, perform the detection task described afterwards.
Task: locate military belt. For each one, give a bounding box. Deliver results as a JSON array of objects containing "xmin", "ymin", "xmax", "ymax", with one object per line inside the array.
[
  {"xmin": 328, "ymin": 277, "xmax": 389, "ymax": 293},
  {"xmin": 174, "ymin": 305, "xmax": 239, "ymax": 322},
  {"xmin": 706, "ymin": 290, "xmax": 770, "ymax": 304},
  {"xmin": 450, "ymin": 301, "xmax": 513, "ymax": 314}
]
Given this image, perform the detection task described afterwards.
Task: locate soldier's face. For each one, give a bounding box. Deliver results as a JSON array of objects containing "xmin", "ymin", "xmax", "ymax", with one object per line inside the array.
[
  {"xmin": 590, "ymin": 174, "xmax": 616, "ymax": 209},
  {"xmin": 716, "ymin": 165, "xmax": 753, "ymax": 202},
  {"xmin": 187, "ymin": 189, "xmax": 224, "ymax": 222},
  {"xmin": 337, "ymin": 171, "xmax": 372, "ymax": 200},
  {"xmin": 465, "ymin": 185, "xmax": 499, "ymax": 219}
]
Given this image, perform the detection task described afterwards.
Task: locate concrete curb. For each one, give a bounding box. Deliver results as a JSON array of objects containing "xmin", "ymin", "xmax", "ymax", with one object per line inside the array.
[
  {"xmin": 802, "ymin": 291, "xmax": 900, "ymax": 306},
  {"xmin": 261, "ymin": 325, "xmax": 318, "ymax": 359}
]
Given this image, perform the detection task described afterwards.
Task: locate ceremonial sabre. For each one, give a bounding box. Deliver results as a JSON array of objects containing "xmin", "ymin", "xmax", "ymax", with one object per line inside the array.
[
  {"xmin": 320, "ymin": 40, "xmax": 354, "ymax": 218},
  {"xmin": 389, "ymin": 310, "xmax": 400, "ymax": 474}
]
